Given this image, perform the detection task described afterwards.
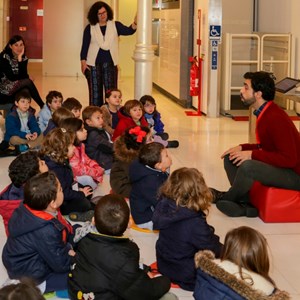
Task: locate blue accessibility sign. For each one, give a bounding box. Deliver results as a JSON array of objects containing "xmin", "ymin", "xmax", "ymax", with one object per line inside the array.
[{"xmin": 209, "ymin": 25, "xmax": 221, "ymax": 39}]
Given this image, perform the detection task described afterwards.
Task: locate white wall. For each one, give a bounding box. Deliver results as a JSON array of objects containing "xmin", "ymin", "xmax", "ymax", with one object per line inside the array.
[
  {"xmin": 43, "ymin": 0, "xmax": 84, "ymax": 76},
  {"xmin": 43, "ymin": 0, "xmax": 136, "ymax": 77}
]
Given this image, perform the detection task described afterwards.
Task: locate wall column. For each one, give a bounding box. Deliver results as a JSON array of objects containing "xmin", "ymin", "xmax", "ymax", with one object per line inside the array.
[{"xmin": 132, "ymin": 0, "xmax": 154, "ymax": 99}]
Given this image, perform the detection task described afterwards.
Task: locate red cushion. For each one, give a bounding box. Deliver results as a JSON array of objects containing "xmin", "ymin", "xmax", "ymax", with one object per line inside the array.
[
  {"xmin": 149, "ymin": 262, "xmax": 180, "ymax": 288},
  {"xmin": 250, "ymin": 182, "xmax": 300, "ymax": 222}
]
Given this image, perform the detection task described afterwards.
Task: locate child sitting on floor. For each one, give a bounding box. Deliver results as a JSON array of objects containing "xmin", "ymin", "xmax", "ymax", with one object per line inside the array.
[
  {"xmin": 43, "ymin": 106, "xmax": 74, "ymax": 136},
  {"xmin": 4, "ymin": 89, "xmax": 43, "ymax": 152},
  {"xmin": 62, "ymin": 97, "xmax": 83, "ymax": 119},
  {"xmin": 2, "ymin": 171, "xmax": 75, "ymax": 294},
  {"xmin": 68, "ymin": 193, "xmax": 173, "ymax": 300},
  {"xmin": 110, "ymin": 126, "xmax": 151, "ymax": 198},
  {"xmin": 112, "ymin": 99, "xmax": 148, "ymax": 141},
  {"xmin": 140, "ymin": 95, "xmax": 179, "ymax": 148},
  {"xmin": 0, "ymin": 151, "xmax": 48, "ymax": 234},
  {"xmin": 152, "ymin": 167, "xmax": 223, "ymax": 291},
  {"xmin": 82, "ymin": 106, "xmax": 114, "ymax": 171},
  {"xmin": 60, "ymin": 117, "xmax": 104, "ymax": 190},
  {"xmin": 129, "ymin": 142, "xmax": 172, "ymax": 230},
  {"xmin": 40, "ymin": 127, "xmax": 94, "ymax": 220},
  {"xmin": 194, "ymin": 226, "xmax": 290, "ymax": 300},
  {"xmin": 38, "ymin": 90, "xmax": 63, "ymax": 132},
  {"xmin": 0, "ymin": 278, "xmax": 45, "ymax": 300},
  {"xmin": 101, "ymin": 88, "xmax": 122, "ymax": 136}
]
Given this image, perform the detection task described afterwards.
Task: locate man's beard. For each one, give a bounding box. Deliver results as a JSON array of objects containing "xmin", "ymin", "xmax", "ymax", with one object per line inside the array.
[{"xmin": 240, "ymin": 93, "xmax": 255, "ymax": 106}]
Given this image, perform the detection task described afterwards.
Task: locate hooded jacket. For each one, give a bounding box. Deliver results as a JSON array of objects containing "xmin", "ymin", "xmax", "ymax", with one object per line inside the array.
[
  {"xmin": 110, "ymin": 136, "xmax": 140, "ymax": 198},
  {"xmin": 152, "ymin": 197, "xmax": 223, "ymax": 291},
  {"xmin": 112, "ymin": 107, "xmax": 148, "ymax": 141},
  {"xmin": 2, "ymin": 203, "xmax": 72, "ymax": 284},
  {"xmin": 194, "ymin": 250, "xmax": 290, "ymax": 300},
  {"xmin": 129, "ymin": 159, "xmax": 168, "ymax": 224}
]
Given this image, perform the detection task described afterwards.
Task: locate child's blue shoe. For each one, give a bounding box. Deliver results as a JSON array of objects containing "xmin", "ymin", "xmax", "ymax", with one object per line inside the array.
[
  {"xmin": 55, "ymin": 289, "xmax": 69, "ymax": 298},
  {"xmin": 18, "ymin": 144, "xmax": 29, "ymax": 153}
]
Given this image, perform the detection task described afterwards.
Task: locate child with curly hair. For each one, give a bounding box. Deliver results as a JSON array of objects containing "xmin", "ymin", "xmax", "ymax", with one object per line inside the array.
[
  {"xmin": 40, "ymin": 127, "xmax": 94, "ymax": 219},
  {"xmin": 153, "ymin": 167, "xmax": 223, "ymax": 291},
  {"xmin": 110, "ymin": 126, "xmax": 151, "ymax": 198}
]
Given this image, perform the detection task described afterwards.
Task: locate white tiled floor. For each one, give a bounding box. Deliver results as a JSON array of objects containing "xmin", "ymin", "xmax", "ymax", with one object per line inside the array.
[{"xmin": 0, "ymin": 63, "xmax": 300, "ymax": 299}]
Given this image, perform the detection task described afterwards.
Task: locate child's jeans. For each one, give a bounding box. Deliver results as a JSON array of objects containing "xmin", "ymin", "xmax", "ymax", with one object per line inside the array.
[
  {"xmin": 136, "ymin": 220, "xmax": 153, "ymax": 230},
  {"xmin": 76, "ymin": 175, "xmax": 98, "ymax": 190},
  {"xmin": 45, "ymin": 272, "xmax": 69, "ymax": 293}
]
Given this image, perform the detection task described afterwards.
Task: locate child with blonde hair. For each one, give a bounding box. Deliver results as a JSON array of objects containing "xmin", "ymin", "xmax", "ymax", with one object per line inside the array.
[
  {"xmin": 152, "ymin": 167, "xmax": 223, "ymax": 291},
  {"xmin": 194, "ymin": 226, "xmax": 290, "ymax": 299},
  {"xmin": 40, "ymin": 128, "xmax": 94, "ymax": 219}
]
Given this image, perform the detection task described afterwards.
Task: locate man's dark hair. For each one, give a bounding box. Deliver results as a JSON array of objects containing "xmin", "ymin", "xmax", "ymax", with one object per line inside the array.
[
  {"xmin": 8, "ymin": 151, "xmax": 41, "ymax": 188},
  {"xmin": 94, "ymin": 194, "xmax": 129, "ymax": 236},
  {"xmin": 244, "ymin": 71, "xmax": 275, "ymax": 101},
  {"xmin": 24, "ymin": 171, "xmax": 58, "ymax": 210},
  {"xmin": 139, "ymin": 142, "xmax": 164, "ymax": 168}
]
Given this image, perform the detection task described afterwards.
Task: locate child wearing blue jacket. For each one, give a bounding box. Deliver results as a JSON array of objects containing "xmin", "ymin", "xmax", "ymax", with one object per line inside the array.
[
  {"xmin": 4, "ymin": 89, "xmax": 43, "ymax": 152},
  {"xmin": 152, "ymin": 167, "xmax": 223, "ymax": 291},
  {"xmin": 2, "ymin": 171, "xmax": 75, "ymax": 294},
  {"xmin": 129, "ymin": 142, "xmax": 172, "ymax": 230}
]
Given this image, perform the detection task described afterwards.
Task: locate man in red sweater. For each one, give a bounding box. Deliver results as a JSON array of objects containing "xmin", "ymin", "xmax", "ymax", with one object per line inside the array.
[{"xmin": 213, "ymin": 71, "xmax": 300, "ymax": 217}]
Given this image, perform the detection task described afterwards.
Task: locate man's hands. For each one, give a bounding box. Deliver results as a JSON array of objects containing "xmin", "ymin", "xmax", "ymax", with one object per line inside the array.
[{"xmin": 221, "ymin": 145, "xmax": 252, "ymax": 166}]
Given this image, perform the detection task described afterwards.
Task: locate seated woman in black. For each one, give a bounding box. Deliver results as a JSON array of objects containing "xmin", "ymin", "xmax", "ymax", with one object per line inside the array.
[{"xmin": 0, "ymin": 35, "xmax": 44, "ymax": 110}]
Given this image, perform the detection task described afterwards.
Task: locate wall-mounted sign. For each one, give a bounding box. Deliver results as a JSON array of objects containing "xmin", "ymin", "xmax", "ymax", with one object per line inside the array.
[
  {"xmin": 19, "ymin": 26, "xmax": 27, "ymax": 32},
  {"xmin": 37, "ymin": 9, "xmax": 43, "ymax": 16},
  {"xmin": 20, "ymin": 6, "xmax": 28, "ymax": 10},
  {"xmin": 209, "ymin": 25, "xmax": 221, "ymax": 40}
]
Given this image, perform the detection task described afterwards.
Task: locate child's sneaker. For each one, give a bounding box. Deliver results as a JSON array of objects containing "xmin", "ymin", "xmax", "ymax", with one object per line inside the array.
[
  {"xmin": 69, "ymin": 210, "xmax": 94, "ymax": 222},
  {"xmin": 18, "ymin": 144, "xmax": 29, "ymax": 153},
  {"xmin": 167, "ymin": 140, "xmax": 179, "ymax": 148},
  {"xmin": 55, "ymin": 289, "xmax": 69, "ymax": 298}
]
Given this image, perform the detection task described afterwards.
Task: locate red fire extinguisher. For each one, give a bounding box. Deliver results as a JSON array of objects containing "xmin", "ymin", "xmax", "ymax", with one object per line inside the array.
[{"xmin": 189, "ymin": 56, "xmax": 199, "ymax": 96}]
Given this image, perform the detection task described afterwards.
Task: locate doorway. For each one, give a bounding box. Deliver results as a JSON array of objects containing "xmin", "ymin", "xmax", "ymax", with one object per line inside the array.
[{"xmin": 9, "ymin": 0, "xmax": 43, "ymax": 59}]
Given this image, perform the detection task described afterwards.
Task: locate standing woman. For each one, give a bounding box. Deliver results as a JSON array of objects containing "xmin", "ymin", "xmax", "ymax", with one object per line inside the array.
[
  {"xmin": 0, "ymin": 35, "xmax": 44, "ymax": 110},
  {"xmin": 80, "ymin": 1, "xmax": 137, "ymax": 107}
]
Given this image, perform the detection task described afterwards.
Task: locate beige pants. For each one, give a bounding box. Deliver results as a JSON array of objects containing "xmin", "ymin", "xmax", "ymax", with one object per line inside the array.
[{"xmin": 10, "ymin": 133, "xmax": 43, "ymax": 149}]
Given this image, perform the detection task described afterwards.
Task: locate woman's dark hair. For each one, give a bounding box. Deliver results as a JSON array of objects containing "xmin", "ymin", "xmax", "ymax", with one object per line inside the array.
[
  {"xmin": 87, "ymin": 1, "xmax": 114, "ymax": 25},
  {"xmin": 3, "ymin": 35, "xmax": 25, "ymax": 57},
  {"xmin": 60, "ymin": 117, "xmax": 83, "ymax": 146}
]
